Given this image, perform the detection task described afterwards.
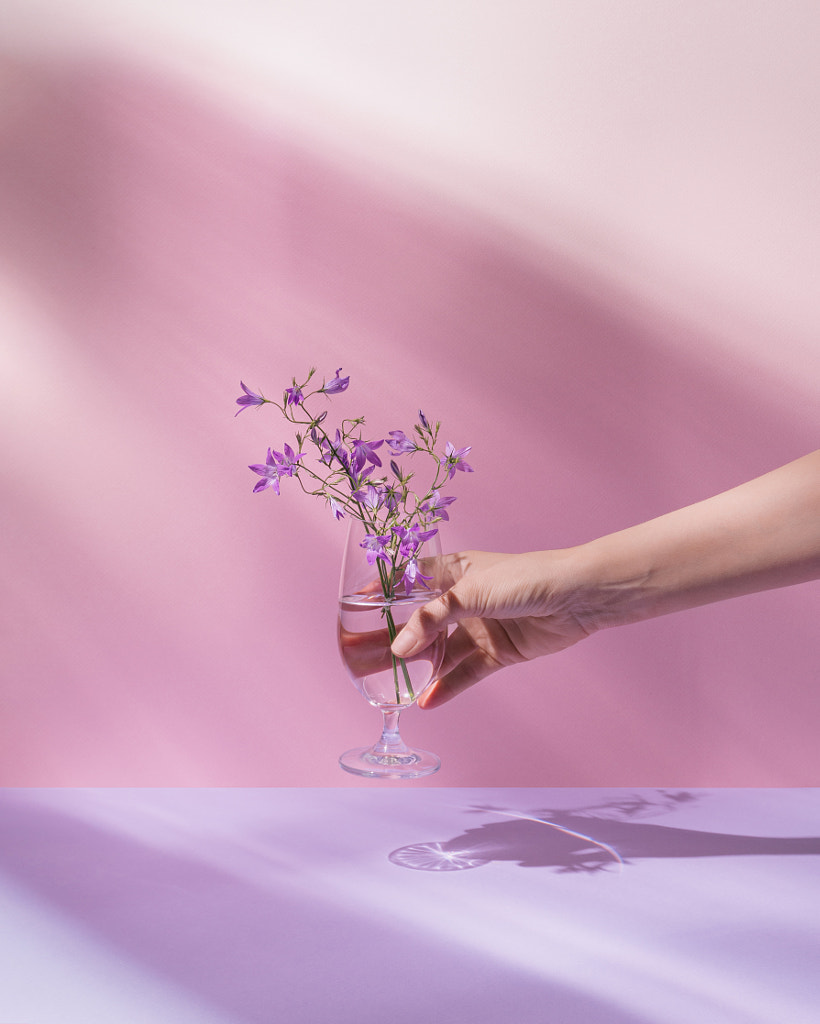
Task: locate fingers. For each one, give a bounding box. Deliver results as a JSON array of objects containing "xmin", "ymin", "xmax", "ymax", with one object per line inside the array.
[
  {"xmin": 390, "ymin": 588, "xmax": 468, "ymax": 658},
  {"xmin": 418, "ymin": 647, "xmax": 504, "ymax": 709},
  {"xmin": 392, "ymin": 550, "xmax": 515, "ymax": 659},
  {"xmin": 339, "ymin": 625, "xmax": 394, "ymax": 677},
  {"xmin": 436, "ymin": 622, "xmax": 477, "ymax": 678}
]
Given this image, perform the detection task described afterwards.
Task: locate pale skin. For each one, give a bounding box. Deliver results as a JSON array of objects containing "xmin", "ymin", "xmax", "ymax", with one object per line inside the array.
[{"xmin": 390, "ymin": 450, "xmax": 820, "ymax": 709}]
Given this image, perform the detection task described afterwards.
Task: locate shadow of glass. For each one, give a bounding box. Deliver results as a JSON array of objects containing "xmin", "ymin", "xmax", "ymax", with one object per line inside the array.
[{"xmin": 389, "ymin": 791, "xmax": 820, "ymax": 872}]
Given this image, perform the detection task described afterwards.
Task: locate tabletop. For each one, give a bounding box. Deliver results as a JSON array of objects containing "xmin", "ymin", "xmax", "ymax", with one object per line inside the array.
[{"xmin": 0, "ymin": 787, "xmax": 818, "ymax": 1024}]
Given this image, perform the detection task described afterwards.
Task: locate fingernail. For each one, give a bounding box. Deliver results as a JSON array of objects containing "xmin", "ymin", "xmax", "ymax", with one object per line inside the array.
[{"xmin": 418, "ymin": 683, "xmax": 438, "ymax": 710}]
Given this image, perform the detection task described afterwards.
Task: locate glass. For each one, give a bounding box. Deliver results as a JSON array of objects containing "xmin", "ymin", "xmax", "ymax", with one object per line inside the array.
[{"xmin": 337, "ymin": 518, "xmax": 445, "ymax": 778}]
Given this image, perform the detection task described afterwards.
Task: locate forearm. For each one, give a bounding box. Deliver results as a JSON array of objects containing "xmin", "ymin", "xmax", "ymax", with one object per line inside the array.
[{"xmin": 574, "ymin": 450, "xmax": 820, "ymax": 630}]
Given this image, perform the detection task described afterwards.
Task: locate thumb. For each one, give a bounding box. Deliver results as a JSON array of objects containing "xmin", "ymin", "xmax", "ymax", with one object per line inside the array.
[{"xmin": 391, "ymin": 587, "xmax": 468, "ymax": 658}]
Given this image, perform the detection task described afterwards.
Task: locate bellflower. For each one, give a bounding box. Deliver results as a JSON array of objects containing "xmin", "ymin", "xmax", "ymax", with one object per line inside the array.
[
  {"xmin": 357, "ymin": 484, "xmax": 384, "ymax": 513},
  {"xmin": 248, "ymin": 449, "xmax": 281, "ymax": 494},
  {"xmin": 420, "ymin": 490, "xmax": 457, "ymax": 522},
  {"xmin": 351, "ymin": 438, "xmax": 384, "ymax": 471},
  {"xmin": 271, "ymin": 443, "xmax": 304, "ymax": 477},
  {"xmin": 387, "ymin": 430, "xmax": 417, "ymax": 455},
  {"xmin": 393, "ymin": 524, "xmax": 438, "ymax": 560},
  {"xmin": 444, "ymin": 441, "xmax": 473, "ymax": 479},
  {"xmin": 235, "ymin": 382, "xmax": 266, "ymax": 415},
  {"xmin": 349, "ymin": 466, "xmax": 375, "ymax": 499},
  {"xmin": 321, "ymin": 368, "xmax": 350, "ymax": 395},
  {"xmin": 316, "ymin": 435, "xmax": 333, "ymax": 465},
  {"xmin": 285, "ymin": 386, "xmax": 303, "ymax": 406},
  {"xmin": 401, "ymin": 556, "xmax": 433, "ymax": 595},
  {"xmin": 360, "ymin": 532, "xmax": 391, "ymax": 565}
]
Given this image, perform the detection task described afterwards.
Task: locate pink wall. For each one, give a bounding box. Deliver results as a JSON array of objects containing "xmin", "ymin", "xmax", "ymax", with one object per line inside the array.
[{"xmin": 1, "ymin": 54, "xmax": 818, "ymax": 786}]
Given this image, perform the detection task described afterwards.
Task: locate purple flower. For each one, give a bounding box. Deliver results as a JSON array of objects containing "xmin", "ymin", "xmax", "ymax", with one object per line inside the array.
[
  {"xmin": 387, "ymin": 430, "xmax": 417, "ymax": 455},
  {"xmin": 360, "ymin": 533, "xmax": 391, "ymax": 566},
  {"xmin": 420, "ymin": 490, "xmax": 457, "ymax": 522},
  {"xmin": 444, "ymin": 441, "xmax": 473, "ymax": 479},
  {"xmin": 393, "ymin": 523, "xmax": 438, "ymax": 560},
  {"xmin": 401, "ymin": 556, "xmax": 433, "ymax": 595},
  {"xmin": 285, "ymin": 386, "xmax": 303, "ymax": 406},
  {"xmin": 270, "ymin": 443, "xmax": 304, "ymax": 477},
  {"xmin": 351, "ymin": 438, "xmax": 384, "ymax": 472},
  {"xmin": 328, "ymin": 497, "xmax": 346, "ymax": 520},
  {"xmin": 321, "ymin": 368, "xmax": 350, "ymax": 395},
  {"xmin": 418, "ymin": 409, "xmax": 430, "ymax": 430},
  {"xmin": 248, "ymin": 449, "xmax": 281, "ymax": 494},
  {"xmin": 235, "ymin": 382, "xmax": 266, "ymax": 416},
  {"xmin": 349, "ymin": 465, "xmax": 374, "ymax": 499},
  {"xmin": 354, "ymin": 484, "xmax": 383, "ymax": 513}
]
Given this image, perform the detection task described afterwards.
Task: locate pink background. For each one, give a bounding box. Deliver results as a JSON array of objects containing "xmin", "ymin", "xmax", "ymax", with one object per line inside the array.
[{"xmin": 2, "ymin": 3, "xmax": 819, "ymax": 785}]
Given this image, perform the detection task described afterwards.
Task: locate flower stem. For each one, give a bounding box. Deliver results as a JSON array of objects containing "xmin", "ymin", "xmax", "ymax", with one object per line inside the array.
[{"xmin": 376, "ymin": 560, "xmax": 415, "ymax": 704}]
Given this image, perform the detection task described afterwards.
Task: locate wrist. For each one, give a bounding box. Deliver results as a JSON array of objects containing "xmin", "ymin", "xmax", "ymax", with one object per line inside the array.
[{"xmin": 567, "ymin": 536, "xmax": 659, "ymax": 632}]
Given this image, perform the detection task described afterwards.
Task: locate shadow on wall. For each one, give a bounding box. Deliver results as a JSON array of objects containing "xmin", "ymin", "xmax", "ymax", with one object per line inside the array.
[{"xmin": 0, "ymin": 54, "xmax": 818, "ymax": 784}]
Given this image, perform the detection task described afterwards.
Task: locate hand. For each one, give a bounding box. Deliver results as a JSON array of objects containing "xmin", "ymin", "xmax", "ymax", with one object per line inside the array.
[
  {"xmin": 339, "ymin": 620, "xmax": 440, "ymax": 678},
  {"xmin": 391, "ymin": 549, "xmax": 596, "ymax": 708},
  {"xmin": 392, "ymin": 450, "xmax": 820, "ymax": 709}
]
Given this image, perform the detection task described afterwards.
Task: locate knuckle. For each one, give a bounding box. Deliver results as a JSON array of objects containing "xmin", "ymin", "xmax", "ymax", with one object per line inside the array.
[{"xmin": 416, "ymin": 600, "xmax": 446, "ymax": 631}]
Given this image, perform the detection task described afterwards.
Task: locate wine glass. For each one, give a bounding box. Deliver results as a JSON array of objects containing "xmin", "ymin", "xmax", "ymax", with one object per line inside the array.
[{"xmin": 337, "ymin": 518, "xmax": 445, "ymax": 778}]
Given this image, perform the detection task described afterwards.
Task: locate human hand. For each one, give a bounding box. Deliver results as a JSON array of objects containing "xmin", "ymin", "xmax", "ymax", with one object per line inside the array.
[
  {"xmin": 390, "ymin": 451, "xmax": 820, "ymax": 709},
  {"xmin": 390, "ymin": 549, "xmax": 596, "ymax": 708}
]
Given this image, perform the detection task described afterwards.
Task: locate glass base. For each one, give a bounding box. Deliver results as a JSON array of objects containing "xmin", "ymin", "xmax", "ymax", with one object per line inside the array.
[{"xmin": 339, "ymin": 745, "xmax": 441, "ymax": 779}]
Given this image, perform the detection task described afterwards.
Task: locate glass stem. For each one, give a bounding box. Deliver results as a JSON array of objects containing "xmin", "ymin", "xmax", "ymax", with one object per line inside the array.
[{"xmin": 374, "ymin": 709, "xmax": 411, "ymax": 757}]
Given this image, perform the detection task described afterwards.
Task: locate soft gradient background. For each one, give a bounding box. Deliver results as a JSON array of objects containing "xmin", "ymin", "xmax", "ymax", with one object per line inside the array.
[{"xmin": 2, "ymin": 1, "xmax": 819, "ymax": 785}]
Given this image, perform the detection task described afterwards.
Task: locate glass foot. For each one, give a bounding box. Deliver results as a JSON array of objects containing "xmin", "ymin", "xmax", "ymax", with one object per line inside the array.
[{"xmin": 339, "ymin": 745, "xmax": 441, "ymax": 779}]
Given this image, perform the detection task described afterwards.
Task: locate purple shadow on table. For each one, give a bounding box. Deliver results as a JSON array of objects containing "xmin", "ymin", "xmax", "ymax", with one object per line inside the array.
[{"xmin": 389, "ymin": 791, "xmax": 820, "ymax": 872}]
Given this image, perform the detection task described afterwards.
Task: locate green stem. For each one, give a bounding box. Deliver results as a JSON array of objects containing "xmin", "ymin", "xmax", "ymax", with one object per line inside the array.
[{"xmin": 376, "ymin": 559, "xmax": 415, "ymax": 704}]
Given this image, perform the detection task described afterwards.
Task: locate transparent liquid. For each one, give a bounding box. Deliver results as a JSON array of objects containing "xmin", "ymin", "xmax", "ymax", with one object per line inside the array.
[{"xmin": 338, "ymin": 593, "xmax": 445, "ymax": 708}]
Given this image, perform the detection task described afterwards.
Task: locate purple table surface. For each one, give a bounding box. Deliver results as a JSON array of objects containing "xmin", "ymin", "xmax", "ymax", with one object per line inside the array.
[{"xmin": 0, "ymin": 787, "xmax": 818, "ymax": 1023}]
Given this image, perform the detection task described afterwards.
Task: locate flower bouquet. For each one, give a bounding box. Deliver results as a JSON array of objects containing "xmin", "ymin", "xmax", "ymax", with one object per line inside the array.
[{"xmin": 236, "ymin": 367, "xmax": 473, "ymax": 777}]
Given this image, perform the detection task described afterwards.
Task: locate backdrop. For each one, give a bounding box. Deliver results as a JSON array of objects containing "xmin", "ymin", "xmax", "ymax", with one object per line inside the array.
[{"xmin": 2, "ymin": 1, "xmax": 819, "ymax": 785}]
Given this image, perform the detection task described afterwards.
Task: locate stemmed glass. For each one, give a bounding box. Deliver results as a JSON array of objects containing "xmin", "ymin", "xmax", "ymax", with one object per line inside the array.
[{"xmin": 337, "ymin": 518, "xmax": 445, "ymax": 778}]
